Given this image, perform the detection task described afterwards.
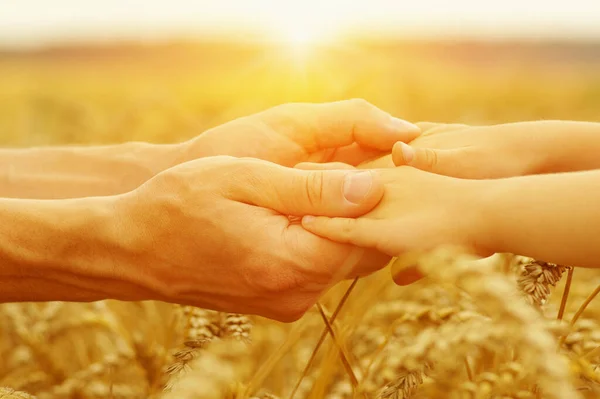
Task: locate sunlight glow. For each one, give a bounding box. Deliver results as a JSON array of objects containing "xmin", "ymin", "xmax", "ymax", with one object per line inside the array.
[
  {"xmin": 286, "ymin": 25, "xmax": 316, "ymax": 46},
  {"xmin": 276, "ymin": 22, "xmax": 326, "ymax": 59},
  {"xmin": 2, "ymin": 0, "xmax": 600, "ymax": 48},
  {"xmin": 263, "ymin": 4, "xmax": 344, "ymax": 49}
]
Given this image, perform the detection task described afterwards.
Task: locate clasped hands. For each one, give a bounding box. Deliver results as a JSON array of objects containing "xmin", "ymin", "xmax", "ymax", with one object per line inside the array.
[{"xmin": 113, "ymin": 100, "xmax": 575, "ymax": 321}]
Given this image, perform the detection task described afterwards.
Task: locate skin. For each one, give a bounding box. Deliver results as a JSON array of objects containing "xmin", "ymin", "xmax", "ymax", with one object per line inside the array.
[
  {"xmin": 365, "ymin": 120, "xmax": 600, "ymax": 176},
  {"xmin": 0, "ymin": 99, "xmax": 418, "ymax": 199},
  {"xmin": 301, "ymin": 120, "xmax": 600, "ymax": 284},
  {"xmin": 0, "ymin": 99, "xmax": 420, "ymax": 322},
  {"xmin": 302, "ymin": 167, "xmax": 600, "ymax": 283}
]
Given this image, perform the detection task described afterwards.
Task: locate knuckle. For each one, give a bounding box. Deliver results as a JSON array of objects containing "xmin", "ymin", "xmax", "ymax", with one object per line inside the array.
[
  {"xmin": 209, "ymin": 155, "xmax": 238, "ymax": 164},
  {"xmin": 305, "ymin": 171, "xmax": 325, "ymax": 207},
  {"xmin": 231, "ymin": 163, "xmax": 267, "ymax": 190},
  {"xmin": 348, "ymin": 98, "xmax": 373, "ymax": 110},
  {"xmin": 349, "ymin": 98, "xmax": 378, "ymax": 117},
  {"xmin": 226, "ymin": 159, "xmax": 257, "ymax": 174},
  {"xmin": 423, "ymin": 149, "xmax": 439, "ymax": 169},
  {"xmin": 153, "ymin": 172, "xmax": 194, "ymax": 207},
  {"xmin": 237, "ymin": 157, "xmax": 263, "ymax": 166}
]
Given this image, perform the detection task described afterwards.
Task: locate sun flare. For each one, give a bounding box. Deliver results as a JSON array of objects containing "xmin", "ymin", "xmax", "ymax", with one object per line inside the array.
[
  {"xmin": 286, "ymin": 25, "xmax": 316, "ymax": 46},
  {"xmin": 261, "ymin": 3, "xmax": 345, "ymax": 49},
  {"xmin": 272, "ymin": 20, "xmax": 337, "ymax": 50}
]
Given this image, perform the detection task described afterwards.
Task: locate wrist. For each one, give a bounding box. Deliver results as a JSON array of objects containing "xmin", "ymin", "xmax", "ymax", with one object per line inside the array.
[
  {"xmin": 528, "ymin": 121, "xmax": 571, "ymax": 175},
  {"xmin": 467, "ymin": 179, "xmax": 507, "ymax": 257},
  {"xmin": 133, "ymin": 141, "xmax": 188, "ymax": 175},
  {"xmin": 473, "ymin": 177, "xmax": 521, "ymax": 257}
]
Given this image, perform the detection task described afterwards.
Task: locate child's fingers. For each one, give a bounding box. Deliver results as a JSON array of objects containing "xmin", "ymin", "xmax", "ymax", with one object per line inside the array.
[
  {"xmin": 391, "ymin": 265, "xmax": 425, "ymax": 286},
  {"xmin": 390, "ymin": 253, "xmax": 426, "ymax": 285},
  {"xmin": 358, "ymin": 154, "xmax": 394, "ymax": 169},
  {"xmin": 330, "ymin": 142, "xmax": 386, "ymax": 166},
  {"xmin": 301, "ymin": 215, "xmax": 380, "ymax": 249},
  {"xmin": 392, "ymin": 142, "xmax": 468, "ymax": 177}
]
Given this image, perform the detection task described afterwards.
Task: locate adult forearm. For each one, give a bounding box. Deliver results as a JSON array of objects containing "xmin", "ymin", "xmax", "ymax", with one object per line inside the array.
[
  {"xmin": 0, "ymin": 196, "xmax": 152, "ymax": 302},
  {"xmin": 482, "ymin": 170, "xmax": 600, "ymax": 268},
  {"xmin": 0, "ymin": 142, "xmax": 184, "ymax": 199}
]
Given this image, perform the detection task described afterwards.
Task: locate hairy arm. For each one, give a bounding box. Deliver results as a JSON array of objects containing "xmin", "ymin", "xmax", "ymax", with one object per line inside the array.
[{"xmin": 0, "ymin": 142, "xmax": 183, "ymax": 199}]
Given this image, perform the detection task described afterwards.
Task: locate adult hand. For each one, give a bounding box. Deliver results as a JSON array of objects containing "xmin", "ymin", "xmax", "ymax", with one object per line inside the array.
[
  {"xmin": 113, "ymin": 157, "xmax": 390, "ymax": 321},
  {"xmin": 182, "ymin": 99, "xmax": 420, "ymax": 167}
]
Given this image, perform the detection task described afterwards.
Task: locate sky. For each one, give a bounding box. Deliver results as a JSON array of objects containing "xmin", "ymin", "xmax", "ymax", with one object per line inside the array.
[{"xmin": 1, "ymin": 0, "xmax": 600, "ymax": 48}]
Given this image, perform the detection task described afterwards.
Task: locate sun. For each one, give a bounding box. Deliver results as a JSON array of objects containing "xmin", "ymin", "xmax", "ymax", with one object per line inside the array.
[
  {"xmin": 286, "ymin": 25, "xmax": 316, "ymax": 46},
  {"xmin": 260, "ymin": 4, "xmax": 344, "ymax": 49},
  {"xmin": 274, "ymin": 19, "xmax": 333, "ymax": 50}
]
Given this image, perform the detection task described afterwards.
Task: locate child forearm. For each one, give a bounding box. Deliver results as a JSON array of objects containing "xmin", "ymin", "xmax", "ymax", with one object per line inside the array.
[
  {"xmin": 527, "ymin": 121, "xmax": 600, "ymax": 174},
  {"xmin": 482, "ymin": 169, "xmax": 600, "ymax": 268}
]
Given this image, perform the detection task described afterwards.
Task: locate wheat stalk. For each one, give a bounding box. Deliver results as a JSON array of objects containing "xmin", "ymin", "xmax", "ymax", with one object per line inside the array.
[{"xmin": 0, "ymin": 387, "xmax": 36, "ymax": 399}]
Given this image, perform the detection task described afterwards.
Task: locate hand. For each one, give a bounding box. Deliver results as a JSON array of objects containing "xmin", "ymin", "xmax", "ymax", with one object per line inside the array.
[
  {"xmin": 389, "ymin": 121, "xmax": 558, "ymax": 179},
  {"xmin": 301, "ymin": 167, "xmax": 488, "ymax": 285},
  {"xmin": 112, "ymin": 157, "xmax": 390, "ymax": 321},
  {"xmin": 181, "ymin": 99, "xmax": 420, "ymax": 167}
]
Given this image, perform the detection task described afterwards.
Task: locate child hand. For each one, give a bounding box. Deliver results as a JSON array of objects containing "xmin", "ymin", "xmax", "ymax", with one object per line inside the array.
[
  {"xmin": 301, "ymin": 167, "xmax": 489, "ymax": 284},
  {"xmin": 392, "ymin": 121, "xmax": 591, "ymax": 179}
]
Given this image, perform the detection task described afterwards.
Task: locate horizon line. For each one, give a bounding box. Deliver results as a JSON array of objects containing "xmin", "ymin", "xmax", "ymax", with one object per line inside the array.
[{"xmin": 2, "ymin": 28, "xmax": 600, "ymax": 52}]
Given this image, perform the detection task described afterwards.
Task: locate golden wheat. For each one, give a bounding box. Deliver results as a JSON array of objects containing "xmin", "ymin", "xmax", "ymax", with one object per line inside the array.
[
  {"xmin": 4, "ymin": 249, "xmax": 600, "ymax": 398},
  {"xmin": 1, "ymin": 40, "xmax": 600, "ymax": 399}
]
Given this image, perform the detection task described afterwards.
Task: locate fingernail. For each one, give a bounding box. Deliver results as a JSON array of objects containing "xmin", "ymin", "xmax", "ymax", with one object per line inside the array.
[
  {"xmin": 390, "ymin": 117, "xmax": 419, "ymax": 132},
  {"xmin": 343, "ymin": 171, "xmax": 373, "ymax": 204},
  {"xmin": 302, "ymin": 215, "xmax": 315, "ymax": 224},
  {"xmin": 400, "ymin": 142, "xmax": 415, "ymax": 164}
]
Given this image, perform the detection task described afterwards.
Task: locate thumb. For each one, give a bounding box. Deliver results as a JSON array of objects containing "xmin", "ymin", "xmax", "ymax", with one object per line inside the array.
[
  {"xmin": 392, "ymin": 142, "xmax": 465, "ymax": 176},
  {"xmin": 229, "ymin": 162, "xmax": 384, "ymax": 217}
]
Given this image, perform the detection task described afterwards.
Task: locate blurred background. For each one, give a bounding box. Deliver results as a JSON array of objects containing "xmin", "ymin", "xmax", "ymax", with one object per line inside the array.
[{"xmin": 0, "ymin": 0, "xmax": 599, "ymax": 147}]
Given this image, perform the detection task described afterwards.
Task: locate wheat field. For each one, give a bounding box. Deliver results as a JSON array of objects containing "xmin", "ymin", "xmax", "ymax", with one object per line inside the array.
[{"xmin": 1, "ymin": 39, "xmax": 600, "ymax": 399}]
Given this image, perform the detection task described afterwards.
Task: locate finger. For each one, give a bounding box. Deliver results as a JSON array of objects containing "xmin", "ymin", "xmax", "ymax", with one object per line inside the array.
[
  {"xmin": 350, "ymin": 249, "xmax": 392, "ymax": 278},
  {"xmin": 391, "ymin": 265, "xmax": 425, "ymax": 286},
  {"xmin": 358, "ymin": 154, "xmax": 394, "ymax": 169},
  {"xmin": 277, "ymin": 99, "xmax": 420, "ymax": 152},
  {"xmin": 294, "ymin": 162, "xmax": 355, "ymax": 171},
  {"xmin": 328, "ymin": 142, "xmax": 387, "ymax": 166},
  {"xmin": 289, "ymin": 220, "xmax": 392, "ymax": 279},
  {"xmin": 392, "ymin": 142, "xmax": 469, "ymax": 177},
  {"xmin": 282, "ymin": 225, "xmax": 389, "ymax": 288},
  {"xmin": 301, "ymin": 216, "xmax": 381, "ymax": 249},
  {"xmin": 228, "ymin": 161, "xmax": 384, "ymax": 217},
  {"xmin": 390, "ymin": 254, "xmax": 426, "ymax": 285}
]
